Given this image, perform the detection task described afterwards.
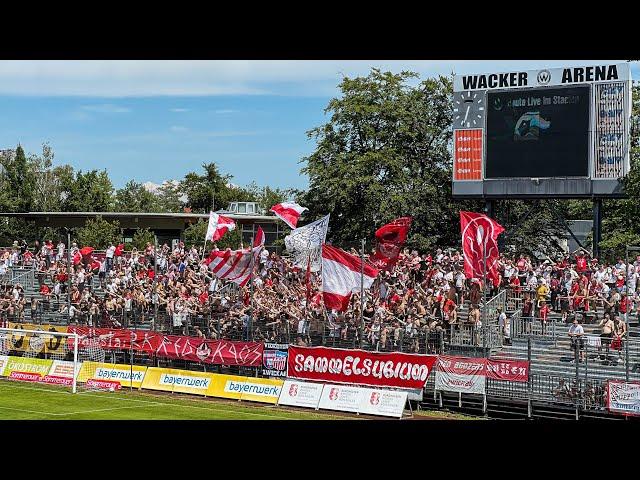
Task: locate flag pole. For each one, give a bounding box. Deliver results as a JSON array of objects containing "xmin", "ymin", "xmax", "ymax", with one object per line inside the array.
[
  {"xmin": 482, "ymin": 235, "xmax": 488, "ymax": 355},
  {"xmin": 249, "ymin": 223, "xmax": 256, "ymax": 311},
  {"xmin": 360, "ymin": 238, "xmax": 365, "ymax": 349}
]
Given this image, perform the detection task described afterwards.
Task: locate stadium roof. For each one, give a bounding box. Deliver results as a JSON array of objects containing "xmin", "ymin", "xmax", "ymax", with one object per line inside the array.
[{"xmin": 0, "ymin": 211, "xmax": 280, "ymax": 230}]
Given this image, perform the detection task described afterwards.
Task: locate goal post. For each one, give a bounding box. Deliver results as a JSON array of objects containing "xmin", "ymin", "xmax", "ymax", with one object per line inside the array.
[{"xmin": 0, "ymin": 327, "xmax": 80, "ymax": 393}]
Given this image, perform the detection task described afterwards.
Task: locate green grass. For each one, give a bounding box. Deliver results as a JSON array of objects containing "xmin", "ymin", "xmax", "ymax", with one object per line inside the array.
[
  {"xmin": 0, "ymin": 380, "xmax": 475, "ymax": 420},
  {"xmin": 0, "ymin": 381, "xmax": 345, "ymax": 420}
]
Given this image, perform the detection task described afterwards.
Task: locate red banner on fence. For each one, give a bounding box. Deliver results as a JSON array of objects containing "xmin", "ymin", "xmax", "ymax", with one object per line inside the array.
[
  {"xmin": 67, "ymin": 327, "xmax": 263, "ymax": 367},
  {"xmin": 287, "ymin": 345, "xmax": 438, "ymax": 390},
  {"xmin": 434, "ymin": 356, "xmax": 529, "ymax": 389},
  {"xmin": 485, "ymin": 359, "xmax": 529, "ymax": 383}
]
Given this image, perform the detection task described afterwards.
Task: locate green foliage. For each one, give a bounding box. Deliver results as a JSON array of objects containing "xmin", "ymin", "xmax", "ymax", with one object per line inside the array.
[
  {"xmin": 76, "ymin": 216, "xmax": 121, "ymax": 249},
  {"xmin": 181, "ymin": 162, "xmax": 252, "ymax": 213},
  {"xmin": 131, "ymin": 228, "xmax": 156, "ymax": 250},
  {"xmin": 1, "ymin": 145, "xmax": 35, "ymax": 212},
  {"xmin": 59, "ymin": 169, "xmax": 114, "ymax": 212},
  {"xmin": 183, "ymin": 219, "xmax": 242, "ymax": 250},
  {"xmin": 114, "ymin": 180, "xmax": 158, "ymax": 212},
  {"xmin": 155, "ymin": 182, "xmax": 184, "ymax": 212}
]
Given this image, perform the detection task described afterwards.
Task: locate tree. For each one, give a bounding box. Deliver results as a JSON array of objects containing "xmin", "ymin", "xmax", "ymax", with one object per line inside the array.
[
  {"xmin": 59, "ymin": 169, "xmax": 114, "ymax": 212},
  {"xmin": 300, "ymin": 69, "xmax": 479, "ymax": 251},
  {"xmin": 1, "ymin": 144, "xmax": 35, "ymax": 213},
  {"xmin": 76, "ymin": 216, "xmax": 121, "ymax": 249},
  {"xmin": 181, "ymin": 162, "xmax": 253, "ymax": 213},
  {"xmin": 114, "ymin": 180, "xmax": 158, "ymax": 212},
  {"xmin": 131, "ymin": 228, "xmax": 156, "ymax": 250},
  {"xmin": 155, "ymin": 181, "xmax": 184, "ymax": 212}
]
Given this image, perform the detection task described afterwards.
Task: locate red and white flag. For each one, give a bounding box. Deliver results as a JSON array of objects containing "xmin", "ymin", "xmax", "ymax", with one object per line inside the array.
[
  {"xmin": 206, "ymin": 212, "xmax": 236, "ymax": 242},
  {"xmin": 460, "ymin": 211, "xmax": 504, "ymax": 284},
  {"xmin": 205, "ymin": 227, "xmax": 264, "ymax": 287},
  {"xmin": 322, "ymin": 244, "xmax": 378, "ymax": 312},
  {"xmin": 370, "ymin": 217, "xmax": 412, "ymax": 270},
  {"xmin": 270, "ymin": 202, "xmax": 307, "ymax": 229}
]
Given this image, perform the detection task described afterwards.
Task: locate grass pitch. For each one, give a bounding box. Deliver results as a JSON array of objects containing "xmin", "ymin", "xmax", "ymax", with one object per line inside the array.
[{"xmin": 0, "ymin": 380, "xmax": 475, "ymax": 420}]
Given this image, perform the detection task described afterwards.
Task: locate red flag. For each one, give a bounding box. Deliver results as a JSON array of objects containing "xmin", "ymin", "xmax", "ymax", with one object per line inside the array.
[
  {"xmin": 459, "ymin": 211, "xmax": 504, "ymax": 284},
  {"xmin": 370, "ymin": 217, "xmax": 412, "ymax": 270},
  {"xmin": 206, "ymin": 212, "xmax": 236, "ymax": 242},
  {"xmin": 270, "ymin": 202, "xmax": 307, "ymax": 229}
]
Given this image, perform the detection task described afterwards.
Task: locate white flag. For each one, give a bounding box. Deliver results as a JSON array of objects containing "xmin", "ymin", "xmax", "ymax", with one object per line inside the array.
[{"xmin": 284, "ymin": 214, "xmax": 330, "ymax": 272}]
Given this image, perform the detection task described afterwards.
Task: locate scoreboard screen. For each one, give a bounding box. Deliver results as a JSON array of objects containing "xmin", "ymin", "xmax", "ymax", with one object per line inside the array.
[{"xmin": 485, "ymin": 86, "xmax": 590, "ymax": 178}]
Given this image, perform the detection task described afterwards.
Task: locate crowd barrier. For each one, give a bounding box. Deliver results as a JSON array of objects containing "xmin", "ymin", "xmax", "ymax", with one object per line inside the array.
[{"xmin": 2, "ymin": 322, "xmax": 640, "ymax": 419}]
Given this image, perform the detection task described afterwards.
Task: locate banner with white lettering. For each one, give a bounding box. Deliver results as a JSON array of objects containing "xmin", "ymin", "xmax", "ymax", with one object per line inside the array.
[
  {"xmin": 435, "ymin": 356, "xmax": 486, "ymax": 395},
  {"xmin": 607, "ymin": 380, "xmax": 640, "ymax": 417},
  {"xmin": 287, "ymin": 345, "xmax": 437, "ymax": 390},
  {"xmin": 278, "ymin": 379, "xmax": 324, "ymax": 409}
]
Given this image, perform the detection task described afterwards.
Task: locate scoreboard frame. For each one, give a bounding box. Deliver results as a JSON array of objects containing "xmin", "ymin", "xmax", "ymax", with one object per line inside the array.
[{"xmin": 451, "ymin": 63, "xmax": 632, "ymax": 199}]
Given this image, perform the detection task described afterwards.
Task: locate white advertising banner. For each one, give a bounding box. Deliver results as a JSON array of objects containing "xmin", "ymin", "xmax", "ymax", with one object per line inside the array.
[
  {"xmin": 357, "ymin": 388, "xmax": 408, "ymax": 419},
  {"xmin": 49, "ymin": 360, "xmax": 82, "ymax": 379},
  {"xmin": 607, "ymin": 381, "xmax": 640, "ymax": 417},
  {"xmin": 278, "ymin": 379, "xmax": 323, "ymax": 409},
  {"xmin": 318, "ymin": 384, "xmax": 363, "ymax": 413},
  {"xmin": 435, "ymin": 371, "xmax": 486, "ymax": 395},
  {"xmin": 434, "ymin": 356, "xmax": 487, "ymax": 395}
]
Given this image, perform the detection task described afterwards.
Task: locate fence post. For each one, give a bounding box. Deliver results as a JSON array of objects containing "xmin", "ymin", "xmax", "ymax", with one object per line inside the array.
[
  {"xmin": 625, "ymin": 337, "xmax": 630, "ymax": 382},
  {"xmin": 575, "ymin": 342, "xmax": 580, "ymax": 421},
  {"xmin": 439, "ymin": 330, "xmax": 444, "ymax": 355},
  {"xmin": 527, "ymin": 336, "xmax": 532, "ymax": 419}
]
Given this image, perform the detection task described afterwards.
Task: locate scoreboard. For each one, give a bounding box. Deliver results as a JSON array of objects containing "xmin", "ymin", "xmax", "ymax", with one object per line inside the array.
[{"xmin": 452, "ymin": 63, "xmax": 632, "ymax": 198}]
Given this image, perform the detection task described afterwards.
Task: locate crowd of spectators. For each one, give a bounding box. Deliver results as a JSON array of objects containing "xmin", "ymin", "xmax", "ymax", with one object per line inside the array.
[{"xmin": 0, "ymin": 238, "xmax": 638, "ymax": 356}]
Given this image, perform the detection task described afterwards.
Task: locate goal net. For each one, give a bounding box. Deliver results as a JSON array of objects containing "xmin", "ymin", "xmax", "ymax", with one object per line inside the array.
[{"xmin": 0, "ymin": 327, "xmax": 80, "ymax": 393}]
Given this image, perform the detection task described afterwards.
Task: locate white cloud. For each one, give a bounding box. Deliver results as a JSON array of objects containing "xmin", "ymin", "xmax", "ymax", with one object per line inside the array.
[
  {"xmin": 170, "ymin": 125, "xmax": 189, "ymax": 132},
  {"xmin": 170, "ymin": 108, "xmax": 189, "ymax": 112},
  {"xmin": 214, "ymin": 109, "xmax": 236, "ymax": 114},
  {"xmin": 80, "ymin": 103, "xmax": 131, "ymax": 113},
  {"xmin": 0, "ymin": 60, "xmax": 635, "ymax": 97}
]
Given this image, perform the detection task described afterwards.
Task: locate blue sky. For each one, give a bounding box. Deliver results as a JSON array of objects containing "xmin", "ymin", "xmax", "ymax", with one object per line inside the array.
[{"xmin": 1, "ymin": 60, "xmax": 637, "ymax": 191}]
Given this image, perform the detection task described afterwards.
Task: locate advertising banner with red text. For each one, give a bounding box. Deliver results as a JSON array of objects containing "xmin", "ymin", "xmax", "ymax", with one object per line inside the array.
[
  {"xmin": 435, "ymin": 356, "xmax": 486, "ymax": 394},
  {"xmin": 68, "ymin": 327, "xmax": 263, "ymax": 367},
  {"xmin": 434, "ymin": 356, "xmax": 530, "ymax": 394},
  {"xmin": 287, "ymin": 345, "xmax": 437, "ymax": 390},
  {"xmin": 606, "ymin": 380, "xmax": 640, "ymax": 417}
]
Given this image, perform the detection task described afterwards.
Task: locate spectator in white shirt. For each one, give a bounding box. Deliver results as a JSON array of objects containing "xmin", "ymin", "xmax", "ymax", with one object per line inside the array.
[
  {"xmin": 568, "ymin": 319, "xmax": 585, "ymax": 362},
  {"xmin": 105, "ymin": 243, "xmax": 116, "ymax": 272}
]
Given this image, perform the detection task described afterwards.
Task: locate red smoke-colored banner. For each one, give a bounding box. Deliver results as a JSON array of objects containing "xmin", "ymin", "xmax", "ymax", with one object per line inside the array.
[
  {"xmin": 460, "ymin": 211, "xmax": 504, "ymax": 284},
  {"xmin": 287, "ymin": 345, "xmax": 438, "ymax": 390},
  {"xmin": 67, "ymin": 327, "xmax": 263, "ymax": 367},
  {"xmin": 371, "ymin": 217, "xmax": 412, "ymax": 271}
]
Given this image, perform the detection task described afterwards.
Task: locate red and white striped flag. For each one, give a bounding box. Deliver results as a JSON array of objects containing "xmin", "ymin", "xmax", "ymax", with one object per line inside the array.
[
  {"xmin": 270, "ymin": 202, "xmax": 307, "ymax": 229},
  {"xmin": 205, "ymin": 227, "xmax": 264, "ymax": 287},
  {"xmin": 322, "ymin": 244, "xmax": 378, "ymax": 312},
  {"xmin": 206, "ymin": 212, "xmax": 236, "ymax": 242}
]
